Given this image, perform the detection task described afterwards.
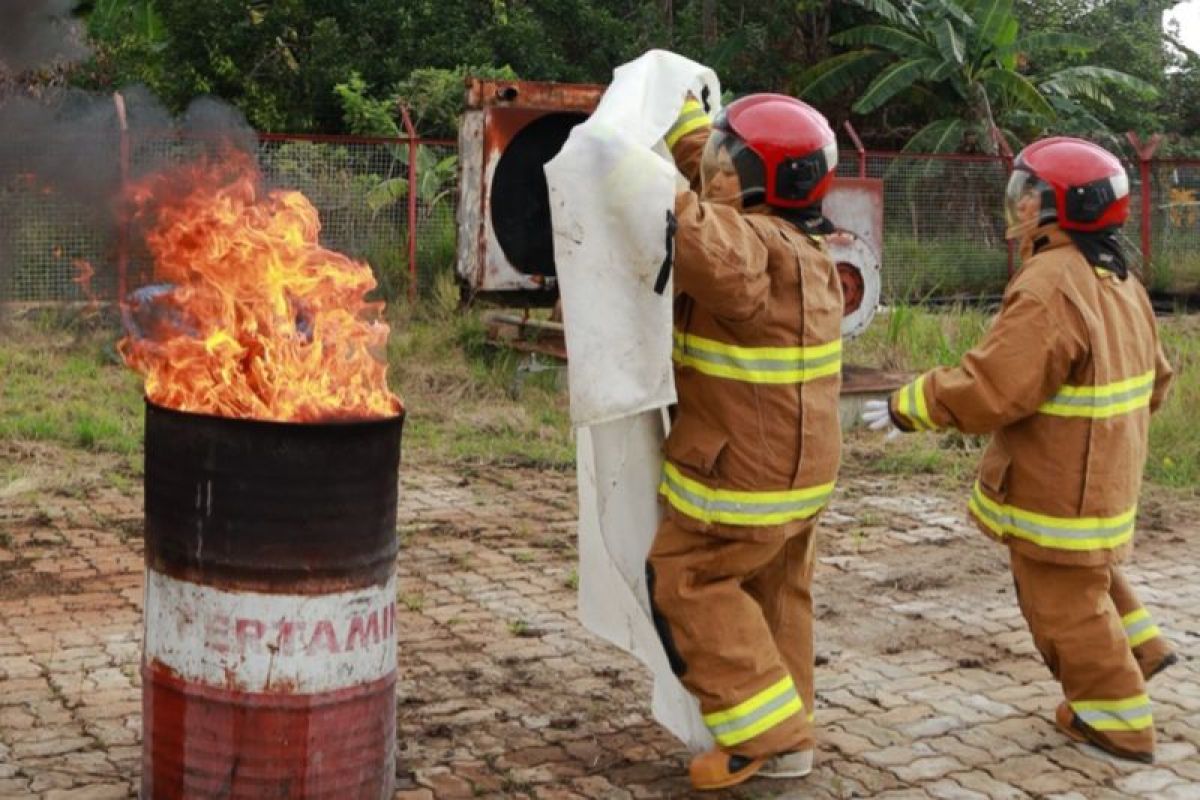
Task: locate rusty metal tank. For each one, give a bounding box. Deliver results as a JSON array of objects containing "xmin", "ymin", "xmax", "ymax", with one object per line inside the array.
[
  {"xmin": 140, "ymin": 400, "xmax": 403, "ymax": 799},
  {"xmin": 455, "ymin": 78, "xmax": 604, "ymax": 305}
]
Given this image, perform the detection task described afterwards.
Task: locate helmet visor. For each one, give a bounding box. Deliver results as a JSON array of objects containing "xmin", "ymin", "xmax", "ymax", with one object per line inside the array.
[
  {"xmin": 1005, "ymin": 169, "xmax": 1052, "ymax": 228},
  {"xmin": 699, "ymin": 129, "xmax": 765, "ymax": 207}
]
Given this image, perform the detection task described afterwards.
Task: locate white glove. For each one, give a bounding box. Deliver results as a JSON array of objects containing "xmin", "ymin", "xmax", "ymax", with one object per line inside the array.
[{"xmin": 861, "ymin": 399, "xmax": 900, "ymax": 440}]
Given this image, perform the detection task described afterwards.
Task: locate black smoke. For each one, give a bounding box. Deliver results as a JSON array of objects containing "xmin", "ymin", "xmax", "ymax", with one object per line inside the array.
[
  {"xmin": 0, "ymin": 0, "xmax": 87, "ymax": 75},
  {"xmin": 0, "ymin": 2, "xmax": 257, "ymax": 308}
]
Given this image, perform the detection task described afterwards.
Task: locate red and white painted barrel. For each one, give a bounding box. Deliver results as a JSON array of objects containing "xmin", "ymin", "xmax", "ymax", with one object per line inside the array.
[{"xmin": 140, "ymin": 402, "xmax": 404, "ymax": 799}]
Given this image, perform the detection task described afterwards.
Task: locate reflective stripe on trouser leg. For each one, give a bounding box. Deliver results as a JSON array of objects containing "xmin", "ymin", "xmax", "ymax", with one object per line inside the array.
[
  {"xmin": 1009, "ymin": 549, "xmax": 1155, "ymax": 757},
  {"xmin": 1108, "ymin": 567, "xmax": 1173, "ymax": 678},
  {"xmin": 744, "ymin": 519, "xmax": 817, "ymax": 724},
  {"xmin": 646, "ymin": 516, "xmax": 812, "ymax": 757}
]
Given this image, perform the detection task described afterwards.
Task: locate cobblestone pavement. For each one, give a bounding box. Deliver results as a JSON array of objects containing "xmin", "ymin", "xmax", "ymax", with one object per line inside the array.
[{"xmin": 1, "ymin": 442, "xmax": 1198, "ymax": 799}]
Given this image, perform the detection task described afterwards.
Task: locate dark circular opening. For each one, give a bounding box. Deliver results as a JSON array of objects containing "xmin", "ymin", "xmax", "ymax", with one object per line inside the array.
[
  {"xmin": 490, "ymin": 112, "xmax": 588, "ymax": 277},
  {"xmin": 838, "ymin": 262, "xmax": 865, "ymax": 315}
]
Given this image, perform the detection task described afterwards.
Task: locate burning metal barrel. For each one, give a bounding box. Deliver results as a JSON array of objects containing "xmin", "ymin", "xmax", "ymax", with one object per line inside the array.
[{"xmin": 140, "ymin": 400, "xmax": 404, "ymax": 799}]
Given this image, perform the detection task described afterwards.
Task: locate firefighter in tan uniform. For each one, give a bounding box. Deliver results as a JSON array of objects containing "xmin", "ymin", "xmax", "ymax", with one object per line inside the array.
[
  {"xmin": 648, "ymin": 94, "xmax": 844, "ymax": 791},
  {"xmin": 863, "ymin": 137, "xmax": 1176, "ymax": 763}
]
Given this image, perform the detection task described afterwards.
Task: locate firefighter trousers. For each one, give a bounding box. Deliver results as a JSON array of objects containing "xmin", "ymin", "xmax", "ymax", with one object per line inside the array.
[
  {"xmin": 647, "ymin": 516, "xmax": 816, "ymax": 759},
  {"xmin": 1108, "ymin": 567, "xmax": 1175, "ymax": 680},
  {"xmin": 1010, "ymin": 549, "xmax": 1164, "ymax": 758}
]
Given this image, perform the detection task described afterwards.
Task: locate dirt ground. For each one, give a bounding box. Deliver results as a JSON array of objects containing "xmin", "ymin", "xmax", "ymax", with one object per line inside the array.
[{"xmin": 0, "ymin": 438, "xmax": 1198, "ymax": 799}]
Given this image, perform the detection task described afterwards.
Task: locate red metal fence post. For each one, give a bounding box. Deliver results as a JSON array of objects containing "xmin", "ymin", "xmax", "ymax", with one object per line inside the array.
[
  {"xmin": 399, "ymin": 106, "xmax": 419, "ymax": 303},
  {"xmin": 1126, "ymin": 132, "xmax": 1162, "ymax": 284},
  {"xmin": 842, "ymin": 121, "xmax": 867, "ymax": 179}
]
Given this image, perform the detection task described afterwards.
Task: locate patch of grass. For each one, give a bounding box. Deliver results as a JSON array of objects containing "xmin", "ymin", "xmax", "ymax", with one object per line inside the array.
[
  {"xmin": 0, "ymin": 298, "xmax": 573, "ymax": 471},
  {"xmin": 564, "ymin": 568, "xmax": 578, "ymax": 591},
  {"xmin": 0, "ymin": 326, "xmax": 143, "ymax": 454},
  {"xmin": 846, "ymin": 302, "xmax": 993, "ymax": 372},
  {"xmin": 883, "ymin": 235, "xmax": 1009, "ymax": 299},
  {"xmin": 389, "ymin": 302, "xmax": 572, "ymax": 469},
  {"xmin": 1150, "ymin": 243, "xmax": 1200, "ymax": 295},
  {"xmin": 1146, "ymin": 316, "xmax": 1200, "ymax": 489},
  {"xmin": 506, "ymin": 619, "xmax": 529, "ymax": 637}
]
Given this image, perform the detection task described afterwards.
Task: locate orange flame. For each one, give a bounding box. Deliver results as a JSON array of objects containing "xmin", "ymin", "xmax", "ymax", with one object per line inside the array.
[{"xmin": 118, "ymin": 149, "xmax": 402, "ymax": 422}]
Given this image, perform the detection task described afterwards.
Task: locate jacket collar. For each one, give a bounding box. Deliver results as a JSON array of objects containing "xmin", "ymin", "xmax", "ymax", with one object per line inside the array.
[{"xmin": 1018, "ymin": 223, "xmax": 1073, "ymax": 263}]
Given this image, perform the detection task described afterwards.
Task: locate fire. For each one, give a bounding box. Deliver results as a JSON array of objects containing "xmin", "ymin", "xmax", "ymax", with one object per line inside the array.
[{"xmin": 118, "ymin": 149, "xmax": 402, "ymax": 422}]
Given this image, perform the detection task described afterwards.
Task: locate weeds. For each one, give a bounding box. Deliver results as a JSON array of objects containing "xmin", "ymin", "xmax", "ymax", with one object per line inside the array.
[{"xmin": 400, "ymin": 593, "xmax": 426, "ymax": 612}]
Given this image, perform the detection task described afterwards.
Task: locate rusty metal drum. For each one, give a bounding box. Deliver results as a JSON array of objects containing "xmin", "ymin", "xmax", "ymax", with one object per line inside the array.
[{"xmin": 140, "ymin": 400, "xmax": 403, "ymax": 799}]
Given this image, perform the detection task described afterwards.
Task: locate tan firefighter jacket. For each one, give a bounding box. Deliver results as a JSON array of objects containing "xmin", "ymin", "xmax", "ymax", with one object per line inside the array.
[
  {"xmin": 889, "ymin": 224, "xmax": 1174, "ymax": 566},
  {"xmin": 658, "ymin": 118, "xmax": 844, "ymax": 538}
]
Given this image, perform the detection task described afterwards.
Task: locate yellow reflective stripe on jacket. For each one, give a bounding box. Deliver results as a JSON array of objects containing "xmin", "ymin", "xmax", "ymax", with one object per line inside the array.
[
  {"xmin": 665, "ymin": 98, "xmax": 710, "ymax": 148},
  {"xmin": 1039, "ymin": 370, "xmax": 1155, "ymax": 419},
  {"xmin": 893, "ymin": 373, "xmax": 937, "ymax": 431},
  {"xmin": 1070, "ymin": 694, "xmax": 1153, "ymax": 732},
  {"xmin": 1122, "ymin": 608, "xmax": 1162, "ymax": 649},
  {"xmin": 968, "ymin": 482, "xmax": 1135, "ymax": 552},
  {"xmin": 660, "ymin": 462, "xmax": 834, "ymax": 527},
  {"xmin": 703, "ymin": 675, "xmax": 804, "ymax": 747},
  {"xmin": 672, "ymin": 330, "xmax": 842, "ymax": 384}
]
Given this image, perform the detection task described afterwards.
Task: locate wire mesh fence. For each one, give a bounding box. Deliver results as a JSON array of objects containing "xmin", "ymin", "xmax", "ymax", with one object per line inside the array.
[
  {"xmin": 0, "ymin": 129, "xmax": 116, "ymax": 303},
  {"xmin": 2, "ymin": 133, "xmax": 1198, "ymax": 305},
  {"xmin": 857, "ymin": 152, "xmax": 1012, "ymax": 300},
  {"xmin": 1150, "ymin": 158, "xmax": 1200, "ymax": 297},
  {"xmin": 1, "ymin": 131, "xmax": 456, "ymax": 304}
]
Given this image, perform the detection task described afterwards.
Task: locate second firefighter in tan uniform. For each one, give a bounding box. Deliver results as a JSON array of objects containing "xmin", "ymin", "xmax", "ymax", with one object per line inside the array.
[
  {"xmin": 866, "ymin": 136, "xmax": 1175, "ymax": 763},
  {"xmin": 648, "ymin": 94, "xmax": 843, "ymax": 790}
]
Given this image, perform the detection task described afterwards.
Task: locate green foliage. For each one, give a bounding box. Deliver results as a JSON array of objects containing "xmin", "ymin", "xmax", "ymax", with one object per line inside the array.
[
  {"xmin": 802, "ymin": 0, "xmax": 1159, "ymax": 152},
  {"xmin": 68, "ymin": 0, "xmax": 1198, "ymax": 151},
  {"xmin": 1016, "ymin": 0, "xmax": 1185, "ymax": 139},
  {"xmin": 334, "ymin": 72, "xmax": 401, "ymax": 137},
  {"xmin": 75, "ymin": 0, "xmax": 169, "ymax": 91},
  {"xmin": 394, "ymin": 65, "xmax": 517, "ymax": 139}
]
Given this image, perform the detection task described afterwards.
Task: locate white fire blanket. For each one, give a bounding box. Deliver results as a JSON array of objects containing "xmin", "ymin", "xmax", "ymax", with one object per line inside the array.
[{"xmin": 545, "ymin": 50, "xmax": 721, "ymax": 752}]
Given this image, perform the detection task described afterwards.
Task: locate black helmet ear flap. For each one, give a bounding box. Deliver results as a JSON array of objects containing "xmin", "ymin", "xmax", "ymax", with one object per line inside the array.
[
  {"xmin": 1064, "ymin": 179, "xmax": 1117, "ymax": 224},
  {"xmin": 775, "ymin": 152, "xmax": 826, "ymax": 202}
]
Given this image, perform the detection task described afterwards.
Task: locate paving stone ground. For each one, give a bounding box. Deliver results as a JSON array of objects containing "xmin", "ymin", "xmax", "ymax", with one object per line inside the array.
[{"xmin": 1, "ymin": 440, "xmax": 1198, "ymax": 799}]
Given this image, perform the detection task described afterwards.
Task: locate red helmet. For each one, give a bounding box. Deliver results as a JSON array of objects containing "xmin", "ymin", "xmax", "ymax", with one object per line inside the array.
[
  {"xmin": 701, "ymin": 94, "xmax": 837, "ymax": 210},
  {"xmin": 1007, "ymin": 137, "xmax": 1130, "ymax": 232}
]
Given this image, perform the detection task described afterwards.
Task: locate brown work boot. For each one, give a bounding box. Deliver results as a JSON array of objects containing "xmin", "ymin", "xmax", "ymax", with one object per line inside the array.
[
  {"xmin": 1143, "ymin": 651, "xmax": 1179, "ymax": 682},
  {"xmin": 1055, "ymin": 702, "xmax": 1154, "ymax": 764},
  {"xmin": 688, "ymin": 749, "xmax": 764, "ymax": 791}
]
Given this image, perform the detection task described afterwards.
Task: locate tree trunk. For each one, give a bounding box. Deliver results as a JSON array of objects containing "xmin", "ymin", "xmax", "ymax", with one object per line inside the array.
[
  {"xmin": 702, "ymin": 0, "xmax": 717, "ymax": 47},
  {"xmin": 972, "ymin": 82, "xmax": 1000, "ymax": 157}
]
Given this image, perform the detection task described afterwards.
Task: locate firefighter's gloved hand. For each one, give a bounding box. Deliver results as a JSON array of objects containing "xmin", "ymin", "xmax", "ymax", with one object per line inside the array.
[
  {"xmin": 862, "ymin": 399, "xmax": 900, "ymax": 440},
  {"xmin": 665, "ymin": 93, "xmax": 710, "ymax": 151}
]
